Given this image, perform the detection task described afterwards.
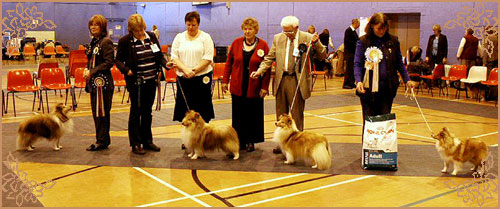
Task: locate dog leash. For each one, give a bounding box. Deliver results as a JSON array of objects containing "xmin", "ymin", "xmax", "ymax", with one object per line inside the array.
[
  {"xmin": 290, "ymin": 40, "xmax": 313, "ymax": 112},
  {"xmin": 405, "ymin": 87, "xmax": 433, "ymax": 134},
  {"xmin": 177, "ymin": 75, "xmax": 191, "ymax": 111}
]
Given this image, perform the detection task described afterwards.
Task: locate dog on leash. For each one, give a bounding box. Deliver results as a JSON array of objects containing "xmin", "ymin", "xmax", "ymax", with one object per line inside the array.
[
  {"xmin": 272, "ymin": 114, "xmax": 332, "ymax": 170},
  {"xmin": 432, "ymin": 127, "xmax": 488, "ymax": 175},
  {"xmin": 17, "ymin": 103, "xmax": 73, "ymax": 151},
  {"xmin": 180, "ymin": 110, "xmax": 240, "ymax": 160}
]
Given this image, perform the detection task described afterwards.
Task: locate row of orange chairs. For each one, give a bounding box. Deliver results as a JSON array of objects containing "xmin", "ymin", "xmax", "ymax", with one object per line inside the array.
[{"xmin": 411, "ymin": 65, "xmax": 498, "ymax": 103}]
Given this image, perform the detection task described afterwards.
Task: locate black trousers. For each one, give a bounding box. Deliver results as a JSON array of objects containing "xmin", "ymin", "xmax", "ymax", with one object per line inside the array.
[
  {"xmin": 90, "ymin": 89, "xmax": 114, "ymax": 146},
  {"xmin": 343, "ymin": 53, "xmax": 355, "ymax": 87},
  {"xmin": 429, "ymin": 55, "xmax": 444, "ymax": 70},
  {"xmin": 127, "ymin": 79, "xmax": 157, "ymax": 147},
  {"xmin": 173, "ymin": 72, "xmax": 215, "ymax": 122},
  {"xmin": 359, "ymin": 86, "xmax": 396, "ymax": 142}
]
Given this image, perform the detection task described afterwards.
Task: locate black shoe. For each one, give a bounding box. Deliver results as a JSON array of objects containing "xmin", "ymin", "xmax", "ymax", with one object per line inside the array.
[
  {"xmin": 342, "ymin": 85, "xmax": 355, "ymax": 89},
  {"xmin": 143, "ymin": 143, "xmax": 161, "ymax": 152},
  {"xmin": 86, "ymin": 144, "xmax": 108, "ymax": 151},
  {"xmin": 240, "ymin": 144, "xmax": 247, "ymax": 150},
  {"xmin": 272, "ymin": 146, "xmax": 282, "ymax": 154},
  {"xmin": 132, "ymin": 145, "xmax": 146, "ymax": 155},
  {"xmin": 181, "ymin": 144, "xmax": 186, "ymax": 150},
  {"xmin": 247, "ymin": 143, "xmax": 255, "ymax": 152}
]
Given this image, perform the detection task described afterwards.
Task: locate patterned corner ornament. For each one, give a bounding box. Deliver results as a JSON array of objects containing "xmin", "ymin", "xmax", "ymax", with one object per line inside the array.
[
  {"xmin": 2, "ymin": 152, "xmax": 57, "ymax": 207},
  {"xmin": 444, "ymin": 2, "xmax": 498, "ymax": 58},
  {"xmin": 443, "ymin": 151, "xmax": 498, "ymax": 207},
  {"xmin": 1, "ymin": 1, "xmax": 57, "ymax": 39}
]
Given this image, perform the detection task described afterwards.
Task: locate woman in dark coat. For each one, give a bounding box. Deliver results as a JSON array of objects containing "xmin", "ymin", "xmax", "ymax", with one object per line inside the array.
[{"xmin": 85, "ymin": 14, "xmax": 115, "ymax": 151}]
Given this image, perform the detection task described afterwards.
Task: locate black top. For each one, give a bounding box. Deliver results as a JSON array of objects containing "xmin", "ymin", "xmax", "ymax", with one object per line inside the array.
[
  {"xmin": 344, "ymin": 26, "xmax": 359, "ymax": 55},
  {"xmin": 85, "ymin": 36, "xmax": 114, "ymax": 93},
  {"xmin": 241, "ymin": 49, "xmax": 254, "ymax": 98}
]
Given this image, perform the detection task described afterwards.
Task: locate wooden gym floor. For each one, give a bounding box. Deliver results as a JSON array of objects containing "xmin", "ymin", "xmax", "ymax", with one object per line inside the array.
[{"xmin": 1, "ymin": 59, "xmax": 498, "ymax": 207}]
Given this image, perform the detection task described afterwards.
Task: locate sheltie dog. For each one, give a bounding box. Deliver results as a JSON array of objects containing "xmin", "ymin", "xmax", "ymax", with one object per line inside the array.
[
  {"xmin": 272, "ymin": 114, "xmax": 332, "ymax": 170},
  {"xmin": 17, "ymin": 103, "xmax": 73, "ymax": 151},
  {"xmin": 180, "ymin": 110, "xmax": 240, "ymax": 160},
  {"xmin": 432, "ymin": 127, "xmax": 488, "ymax": 175}
]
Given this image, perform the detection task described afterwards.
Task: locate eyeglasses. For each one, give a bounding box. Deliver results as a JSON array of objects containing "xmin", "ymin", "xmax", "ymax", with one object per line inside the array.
[{"xmin": 283, "ymin": 31, "xmax": 295, "ymax": 35}]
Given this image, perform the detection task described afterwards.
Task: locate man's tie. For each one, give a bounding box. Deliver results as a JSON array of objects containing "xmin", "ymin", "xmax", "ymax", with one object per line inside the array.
[{"xmin": 287, "ymin": 38, "xmax": 295, "ymax": 73}]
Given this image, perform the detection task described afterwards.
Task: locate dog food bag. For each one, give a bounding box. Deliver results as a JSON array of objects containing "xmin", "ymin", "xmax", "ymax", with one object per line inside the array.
[{"xmin": 362, "ymin": 113, "xmax": 398, "ymax": 170}]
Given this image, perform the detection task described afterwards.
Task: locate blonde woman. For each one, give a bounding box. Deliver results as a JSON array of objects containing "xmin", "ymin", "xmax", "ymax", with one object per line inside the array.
[{"xmin": 115, "ymin": 14, "xmax": 168, "ymax": 155}]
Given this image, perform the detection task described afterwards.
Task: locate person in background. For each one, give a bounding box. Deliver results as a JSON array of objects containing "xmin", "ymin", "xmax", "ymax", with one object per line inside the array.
[
  {"xmin": 482, "ymin": 26, "xmax": 498, "ymax": 69},
  {"xmin": 343, "ymin": 18, "xmax": 360, "ymax": 89},
  {"xmin": 115, "ymin": 14, "xmax": 168, "ymax": 155},
  {"xmin": 84, "ymin": 14, "xmax": 115, "ymax": 151},
  {"xmin": 152, "ymin": 24, "xmax": 159, "ymax": 40},
  {"xmin": 354, "ymin": 13, "xmax": 417, "ymax": 142},
  {"xmin": 425, "ymin": 24, "xmax": 448, "ymax": 69},
  {"xmin": 307, "ymin": 25, "xmax": 316, "ymax": 34},
  {"xmin": 457, "ymin": 28, "xmax": 482, "ymax": 72},
  {"xmin": 222, "ymin": 17, "xmax": 270, "ymax": 152}
]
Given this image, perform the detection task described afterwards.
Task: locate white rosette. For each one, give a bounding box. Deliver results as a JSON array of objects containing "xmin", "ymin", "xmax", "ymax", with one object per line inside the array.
[
  {"xmin": 257, "ymin": 49, "xmax": 264, "ymax": 57},
  {"xmin": 363, "ymin": 47, "xmax": 383, "ymax": 92}
]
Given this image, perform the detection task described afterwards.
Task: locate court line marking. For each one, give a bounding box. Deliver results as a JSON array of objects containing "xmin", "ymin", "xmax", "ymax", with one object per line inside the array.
[
  {"xmin": 133, "ymin": 167, "xmax": 212, "ymax": 207},
  {"xmin": 236, "ymin": 175, "xmax": 376, "ymax": 207},
  {"xmin": 304, "ymin": 112, "xmax": 435, "ymax": 140},
  {"xmin": 471, "ymin": 131, "xmax": 498, "ymax": 139},
  {"xmin": 136, "ymin": 173, "xmax": 307, "ymax": 207}
]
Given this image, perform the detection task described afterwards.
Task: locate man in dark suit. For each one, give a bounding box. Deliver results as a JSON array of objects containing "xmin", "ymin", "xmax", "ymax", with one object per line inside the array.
[
  {"xmin": 343, "ymin": 18, "xmax": 360, "ymax": 89},
  {"xmin": 425, "ymin": 24, "xmax": 448, "ymax": 68}
]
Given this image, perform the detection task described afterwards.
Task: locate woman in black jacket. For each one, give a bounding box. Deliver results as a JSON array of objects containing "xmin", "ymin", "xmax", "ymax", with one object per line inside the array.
[
  {"xmin": 85, "ymin": 14, "xmax": 115, "ymax": 151},
  {"xmin": 115, "ymin": 14, "xmax": 168, "ymax": 155}
]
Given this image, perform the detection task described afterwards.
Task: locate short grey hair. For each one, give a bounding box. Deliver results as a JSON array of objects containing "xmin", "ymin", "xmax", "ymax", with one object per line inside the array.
[{"xmin": 280, "ymin": 16, "xmax": 299, "ymax": 28}]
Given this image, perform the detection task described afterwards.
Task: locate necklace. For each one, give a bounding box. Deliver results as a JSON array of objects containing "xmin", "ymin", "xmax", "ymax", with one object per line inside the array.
[{"xmin": 244, "ymin": 38, "xmax": 256, "ymax": 46}]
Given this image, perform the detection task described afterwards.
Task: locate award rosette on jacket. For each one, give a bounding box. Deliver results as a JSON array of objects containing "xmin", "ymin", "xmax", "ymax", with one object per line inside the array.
[{"xmin": 362, "ymin": 113, "xmax": 398, "ymax": 170}]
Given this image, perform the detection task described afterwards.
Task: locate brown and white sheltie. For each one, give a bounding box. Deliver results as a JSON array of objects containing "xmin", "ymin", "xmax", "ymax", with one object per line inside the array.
[
  {"xmin": 432, "ymin": 127, "xmax": 488, "ymax": 175},
  {"xmin": 273, "ymin": 114, "xmax": 332, "ymax": 170},
  {"xmin": 16, "ymin": 103, "xmax": 73, "ymax": 151},
  {"xmin": 180, "ymin": 110, "xmax": 240, "ymax": 160}
]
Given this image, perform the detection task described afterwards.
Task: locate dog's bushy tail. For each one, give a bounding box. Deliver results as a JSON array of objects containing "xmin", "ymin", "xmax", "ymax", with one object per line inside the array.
[{"xmin": 311, "ymin": 142, "xmax": 332, "ymax": 170}]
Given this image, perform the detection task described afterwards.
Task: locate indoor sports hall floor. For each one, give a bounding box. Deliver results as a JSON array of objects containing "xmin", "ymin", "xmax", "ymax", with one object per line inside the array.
[{"xmin": 2, "ymin": 59, "xmax": 498, "ymax": 207}]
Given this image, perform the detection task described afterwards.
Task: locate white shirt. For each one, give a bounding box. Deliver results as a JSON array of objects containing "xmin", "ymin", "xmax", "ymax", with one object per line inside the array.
[
  {"xmin": 284, "ymin": 30, "xmax": 300, "ymax": 72},
  {"xmin": 171, "ymin": 30, "xmax": 214, "ymax": 77},
  {"xmin": 457, "ymin": 37, "xmax": 482, "ymax": 58},
  {"xmin": 133, "ymin": 31, "xmax": 151, "ymax": 45}
]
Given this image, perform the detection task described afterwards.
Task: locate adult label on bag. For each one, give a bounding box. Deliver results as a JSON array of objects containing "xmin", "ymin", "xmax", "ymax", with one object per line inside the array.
[{"xmin": 362, "ymin": 113, "xmax": 398, "ymax": 170}]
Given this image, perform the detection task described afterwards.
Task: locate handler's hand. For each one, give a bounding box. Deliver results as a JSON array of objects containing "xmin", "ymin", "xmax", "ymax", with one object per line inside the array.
[
  {"xmin": 356, "ymin": 82, "xmax": 365, "ymax": 94},
  {"xmin": 250, "ymin": 71, "xmax": 261, "ymax": 79},
  {"xmin": 259, "ymin": 89, "xmax": 268, "ymax": 98}
]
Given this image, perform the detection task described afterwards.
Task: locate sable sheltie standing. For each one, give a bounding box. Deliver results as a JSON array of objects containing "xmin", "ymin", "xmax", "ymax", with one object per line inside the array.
[
  {"xmin": 273, "ymin": 114, "xmax": 332, "ymax": 170},
  {"xmin": 180, "ymin": 110, "xmax": 240, "ymax": 160},
  {"xmin": 432, "ymin": 127, "xmax": 488, "ymax": 175},
  {"xmin": 17, "ymin": 103, "xmax": 73, "ymax": 151}
]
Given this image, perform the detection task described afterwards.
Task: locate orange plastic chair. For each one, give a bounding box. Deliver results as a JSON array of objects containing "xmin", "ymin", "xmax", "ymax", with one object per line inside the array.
[
  {"xmin": 311, "ymin": 65, "xmax": 327, "ymax": 91},
  {"xmin": 23, "ymin": 44, "xmax": 37, "ymax": 61},
  {"xmin": 161, "ymin": 45, "xmax": 169, "ymax": 54},
  {"xmin": 73, "ymin": 67, "xmax": 87, "ymax": 103},
  {"xmin": 6, "ymin": 70, "xmax": 40, "ymax": 116},
  {"xmin": 441, "ymin": 65, "xmax": 468, "ymax": 98},
  {"xmin": 212, "ymin": 63, "xmax": 225, "ymax": 99},
  {"xmin": 78, "ymin": 45, "xmax": 86, "ymax": 50},
  {"xmin": 56, "ymin": 45, "xmax": 70, "ymax": 57},
  {"xmin": 111, "ymin": 66, "xmax": 128, "ymax": 104},
  {"xmin": 43, "ymin": 45, "xmax": 56, "ymax": 57},
  {"xmin": 40, "ymin": 68, "xmax": 73, "ymax": 112},
  {"xmin": 480, "ymin": 68, "xmax": 498, "ymax": 105},
  {"xmin": 420, "ymin": 64, "xmax": 445, "ymax": 97},
  {"xmin": 162, "ymin": 67, "xmax": 177, "ymax": 100}
]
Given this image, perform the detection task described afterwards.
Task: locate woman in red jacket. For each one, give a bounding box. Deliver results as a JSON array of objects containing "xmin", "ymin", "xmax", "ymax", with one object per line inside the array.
[{"xmin": 222, "ymin": 17, "xmax": 270, "ymax": 152}]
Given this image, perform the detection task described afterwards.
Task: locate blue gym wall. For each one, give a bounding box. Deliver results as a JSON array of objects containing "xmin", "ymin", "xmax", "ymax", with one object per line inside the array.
[{"xmin": 2, "ymin": 1, "xmax": 498, "ymax": 64}]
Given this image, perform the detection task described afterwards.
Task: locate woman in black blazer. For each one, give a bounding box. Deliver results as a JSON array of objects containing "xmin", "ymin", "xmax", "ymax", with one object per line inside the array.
[
  {"xmin": 115, "ymin": 14, "xmax": 168, "ymax": 155},
  {"xmin": 425, "ymin": 24, "xmax": 448, "ymax": 68},
  {"xmin": 85, "ymin": 14, "xmax": 115, "ymax": 151}
]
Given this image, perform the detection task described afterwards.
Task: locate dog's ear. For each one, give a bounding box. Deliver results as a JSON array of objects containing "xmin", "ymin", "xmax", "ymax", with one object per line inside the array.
[{"xmin": 194, "ymin": 112, "xmax": 200, "ymax": 119}]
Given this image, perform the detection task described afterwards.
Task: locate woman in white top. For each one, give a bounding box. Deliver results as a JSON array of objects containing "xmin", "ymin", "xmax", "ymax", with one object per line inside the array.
[{"xmin": 171, "ymin": 11, "xmax": 215, "ymax": 123}]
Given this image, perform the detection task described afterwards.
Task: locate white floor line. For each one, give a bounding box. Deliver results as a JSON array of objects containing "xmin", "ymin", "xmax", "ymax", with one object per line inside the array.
[
  {"xmin": 133, "ymin": 167, "xmax": 212, "ymax": 207},
  {"xmin": 136, "ymin": 173, "xmax": 307, "ymax": 207},
  {"xmin": 489, "ymin": 144, "xmax": 498, "ymax": 147},
  {"xmin": 304, "ymin": 112, "xmax": 435, "ymax": 140},
  {"xmin": 319, "ymin": 105, "xmax": 408, "ymax": 117},
  {"xmin": 237, "ymin": 175, "xmax": 376, "ymax": 207},
  {"xmin": 471, "ymin": 131, "xmax": 498, "ymax": 139}
]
